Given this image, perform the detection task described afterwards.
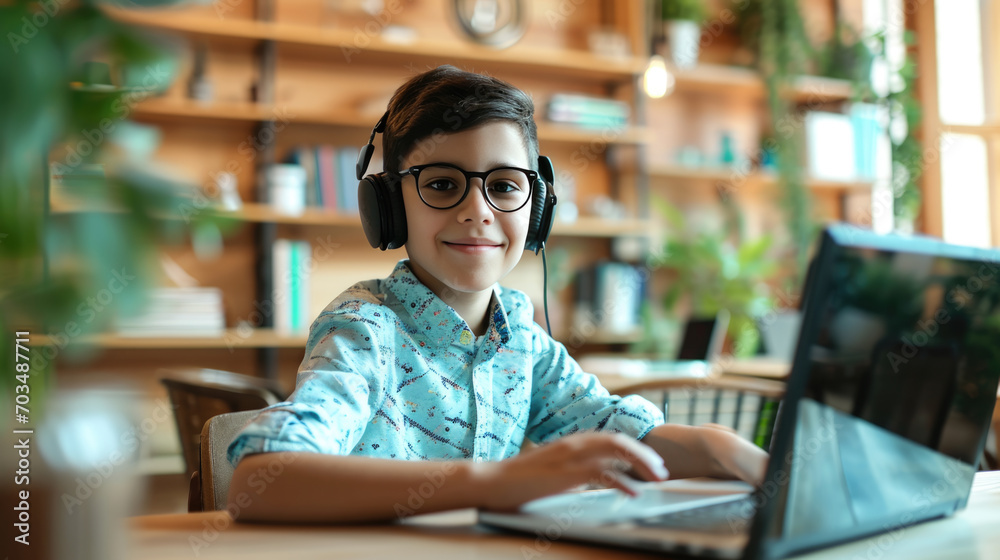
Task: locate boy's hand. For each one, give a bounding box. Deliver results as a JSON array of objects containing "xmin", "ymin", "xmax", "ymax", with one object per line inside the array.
[
  {"xmin": 700, "ymin": 425, "xmax": 769, "ymax": 486},
  {"xmin": 472, "ymin": 433, "xmax": 669, "ymax": 512}
]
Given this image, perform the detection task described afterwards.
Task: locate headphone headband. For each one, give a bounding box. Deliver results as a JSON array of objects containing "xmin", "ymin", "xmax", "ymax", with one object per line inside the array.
[{"xmin": 356, "ymin": 111, "xmax": 388, "ymax": 181}]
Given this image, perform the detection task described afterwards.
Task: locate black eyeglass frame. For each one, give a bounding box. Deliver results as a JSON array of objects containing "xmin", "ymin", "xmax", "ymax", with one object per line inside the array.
[{"xmin": 397, "ymin": 162, "xmax": 538, "ymax": 212}]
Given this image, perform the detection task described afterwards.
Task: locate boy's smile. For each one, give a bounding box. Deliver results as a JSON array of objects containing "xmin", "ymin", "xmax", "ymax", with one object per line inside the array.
[{"xmin": 400, "ymin": 121, "xmax": 532, "ymax": 327}]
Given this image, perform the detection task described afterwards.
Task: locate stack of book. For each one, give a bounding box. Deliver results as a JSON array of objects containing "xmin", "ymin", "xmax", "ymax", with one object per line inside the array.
[
  {"xmin": 285, "ymin": 145, "xmax": 363, "ymax": 213},
  {"xmin": 546, "ymin": 93, "xmax": 630, "ymax": 129},
  {"xmin": 574, "ymin": 261, "xmax": 645, "ymax": 335},
  {"xmin": 115, "ymin": 287, "xmax": 225, "ymax": 337},
  {"xmin": 272, "ymin": 239, "xmax": 312, "ymax": 335}
]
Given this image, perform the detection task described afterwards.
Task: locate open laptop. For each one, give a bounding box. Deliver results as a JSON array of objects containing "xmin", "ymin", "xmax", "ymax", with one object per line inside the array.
[
  {"xmin": 578, "ymin": 310, "xmax": 730, "ymax": 378},
  {"xmin": 480, "ymin": 224, "xmax": 1000, "ymax": 559}
]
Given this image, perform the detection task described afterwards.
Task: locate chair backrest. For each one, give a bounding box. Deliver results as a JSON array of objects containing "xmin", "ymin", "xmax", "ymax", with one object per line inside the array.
[
  {"xmin": 200, "ymin": 409, "xmax": 260, "ymax": 511},
  {"xmin": 160, "ymin": 368, "xmax": 284, "ymax": 479},
  {"xmin": 614, "ymin": 375, "xmax": 785, "ymax": 449}
]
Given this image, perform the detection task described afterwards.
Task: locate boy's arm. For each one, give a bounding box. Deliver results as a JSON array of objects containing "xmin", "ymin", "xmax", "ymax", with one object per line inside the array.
[
  {"xmin": 640, "ymin": 423, "xmax": 768, "ymax": 486},
  {"xmin": 229, "ymin": 432, "xmax": 669, "ymax": 523},
  {"xmin": 229, "ymin": 453, "xmax": 480, "ymax": 523}
]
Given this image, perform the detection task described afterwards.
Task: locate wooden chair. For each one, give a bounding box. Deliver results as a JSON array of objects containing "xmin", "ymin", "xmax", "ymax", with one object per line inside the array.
[
  {"xmin": 613, "ymin": 376, "xmax": 786, "ymax": 448},
  {"xmin": 159, "ymin": 368, "xmax": 286, "ymax": 511}
]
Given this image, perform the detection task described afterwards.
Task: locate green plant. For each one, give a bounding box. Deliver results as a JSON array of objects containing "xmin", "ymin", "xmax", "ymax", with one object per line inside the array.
[
  {"xmin": 1, "ymin": 1, "xmax": 218, "ymax": 392},
  {"xmin": 816, "ymin": 21, "xmax": 875, "ymax": 94},
  {"xmin": 661, "ymin": 0, "xmax": 708, "ymax": 23},
  {"xmin": 639, "ymin": 196, "xmax": 777, "ymax": 358},
  {"xmin": 881, "ymin": 31, "xmax": 923, "ymax": 226}
]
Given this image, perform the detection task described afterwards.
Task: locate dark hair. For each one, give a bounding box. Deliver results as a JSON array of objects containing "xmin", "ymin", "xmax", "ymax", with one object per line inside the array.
[{"xmin": 382, "ymin": 65, "xmax": 539, "ymax": 177}]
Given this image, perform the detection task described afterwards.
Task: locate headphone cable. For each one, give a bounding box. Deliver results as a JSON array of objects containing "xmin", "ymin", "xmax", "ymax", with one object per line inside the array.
[{"xmin": 541, "ymin": 245, "xmax": 552, "ymax": 336}]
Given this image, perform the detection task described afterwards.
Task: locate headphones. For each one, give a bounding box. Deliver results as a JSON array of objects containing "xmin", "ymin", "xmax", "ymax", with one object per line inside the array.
[{"xmin": 355, "ymin": 111, "xmax": 557, "ymax": 254}]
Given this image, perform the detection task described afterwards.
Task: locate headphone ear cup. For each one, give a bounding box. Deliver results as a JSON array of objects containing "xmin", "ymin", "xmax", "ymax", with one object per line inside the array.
[
  {"xmin": 358, "ymin": 173, "xmax": 407, "ymax": 250},
  {"xmin": 524, "ymin": 178, "xmax": 555, "ymax": 254}
]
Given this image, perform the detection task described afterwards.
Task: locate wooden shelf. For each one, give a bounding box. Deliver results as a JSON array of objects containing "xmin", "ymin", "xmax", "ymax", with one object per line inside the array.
[
  {"xmin": 106, "ymin": 9, "xmax": 645, "ymax": 82},
  {"xmin": 558, "ymin": 329, "xmax": 643, "ymax": 345},
  {"xmin": 36, "ymin": 328, "xmax": 308, "ymax": 349},
  {"xmin": 52, "ymin": 200, "xmax": 652, "ymax": 238},
  {"xmin": 551, "ymin": 216, "xmax": 652, "ymax": 238},
  {"xmin": 233, "ymin": 203, "xmax": 360, "ymax": 226},
  {"xmin": 535, "ymin": 123, "xmax": 649, "ymax": 145},
  {"xmin": 648, "ymin": 164, "xmax": 874, "ymax": 194},
  {"xmin": 132, "ymin": 98, "xmax": 648, "ymax": 145},
  {"xmin": 672, "ymin": 64, "xmax": 856, "ymax": 104}
]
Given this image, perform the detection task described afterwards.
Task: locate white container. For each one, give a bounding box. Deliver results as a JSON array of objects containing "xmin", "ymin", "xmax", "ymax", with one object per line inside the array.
[
  {"xmin": 265, "ymin": 164, "xmax": 307, "ymax": 216},
  {"xmin": 666, "ymin": 20, "xmax": 701, "ymax": 69}
]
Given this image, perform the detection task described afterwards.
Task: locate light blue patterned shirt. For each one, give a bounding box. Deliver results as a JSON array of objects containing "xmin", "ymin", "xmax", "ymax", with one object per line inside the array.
[{"xmin": 228, "ymin": 260, "xmax": 663, "ymax": 465}]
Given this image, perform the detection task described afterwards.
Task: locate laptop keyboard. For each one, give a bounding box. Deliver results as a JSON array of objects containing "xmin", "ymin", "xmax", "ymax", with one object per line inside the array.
[{"xmin": 634, "ymin": 497, "xmax": 756, "ymax": 534}]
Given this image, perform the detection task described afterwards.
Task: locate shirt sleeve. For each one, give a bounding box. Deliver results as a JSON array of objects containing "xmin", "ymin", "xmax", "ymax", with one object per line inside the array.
[
  {"xmin": 227, "ymin": 291, "xmax": 386, "ymax": 466},
  {"xmin": 524, "ymin": 324, "xmax": 664, "ymax": 444}
]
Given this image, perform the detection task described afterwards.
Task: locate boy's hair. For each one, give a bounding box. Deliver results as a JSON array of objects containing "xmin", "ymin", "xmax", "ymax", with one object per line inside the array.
[{"xmin": 383, "ymin": 65, "xmax": 539, "ymax": 177}]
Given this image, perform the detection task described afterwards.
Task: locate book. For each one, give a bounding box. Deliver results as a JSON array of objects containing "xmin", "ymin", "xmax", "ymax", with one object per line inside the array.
[
  {"xmin": 336, "ymin": 147, "xmax": 359, "ymax": 214},
  {"xmin": 272, "ymin": 239, "xmax": 312, "ymax": 334},
  {"xmin": 318, "ymin": 145, "xmax": 338, "ymax": 211},
  {"xmin": 115, "ymin": 287, "xmax": 225, "ymax": 337},
  {"xmin": 547, "ymin": 93, "xmax": 630, "ymax": 129}
]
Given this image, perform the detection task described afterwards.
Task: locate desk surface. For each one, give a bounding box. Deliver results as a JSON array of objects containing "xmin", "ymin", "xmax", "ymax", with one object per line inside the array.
[{"xmin": 128, "ymin": 470, "xmax": 1000, "ymax": 560}]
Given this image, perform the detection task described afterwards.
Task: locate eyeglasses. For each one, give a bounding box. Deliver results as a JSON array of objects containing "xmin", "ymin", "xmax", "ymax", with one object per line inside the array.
[{"xmin": 398, "ymin": 163, "xmax": 537, "ymax": 212}]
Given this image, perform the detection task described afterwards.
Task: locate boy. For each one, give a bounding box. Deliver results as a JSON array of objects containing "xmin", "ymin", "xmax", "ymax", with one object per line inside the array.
[{"xmin": 228, "ymin": 66, "xmax": 767, "ymax": 523}]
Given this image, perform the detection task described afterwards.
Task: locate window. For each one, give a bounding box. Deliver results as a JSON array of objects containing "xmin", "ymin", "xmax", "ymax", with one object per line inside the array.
[{"xmin": 920, "ymin": 0, "xmax": 999, "ymax": 247}]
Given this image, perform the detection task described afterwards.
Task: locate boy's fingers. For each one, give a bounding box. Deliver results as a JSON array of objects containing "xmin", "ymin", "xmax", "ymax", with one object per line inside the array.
[
  {"xmin": 582, "ymin": 435, "xmax": 668, "ymax": 484},
  {"xmin": 603, "ymin": 472, "xmax": 641, "ymax": 497},
  {"xmin": 611, "ymin": 436, "xmax": 669, "ymax": 481}
]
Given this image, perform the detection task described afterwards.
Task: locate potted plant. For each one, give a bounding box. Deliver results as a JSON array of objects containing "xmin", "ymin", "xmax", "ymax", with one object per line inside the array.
[
  {"xmin": 1, "ymin": 2, "xmax": 217, "ymax": 555},
  {"xmin": 661, "ymin": 0, "xmax": 707, "ymax": 68}
]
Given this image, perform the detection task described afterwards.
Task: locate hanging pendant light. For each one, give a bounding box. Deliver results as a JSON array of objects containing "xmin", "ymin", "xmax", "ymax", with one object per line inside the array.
[{"xmin": 643, "ymin": 0, "xmax": 674, "ymax": 98}]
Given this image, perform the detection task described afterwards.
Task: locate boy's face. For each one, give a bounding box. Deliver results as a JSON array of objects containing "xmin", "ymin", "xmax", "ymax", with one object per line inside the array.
[{"xmin": 400, "ymin": 121, "xmax": 532, "ymax": 300}]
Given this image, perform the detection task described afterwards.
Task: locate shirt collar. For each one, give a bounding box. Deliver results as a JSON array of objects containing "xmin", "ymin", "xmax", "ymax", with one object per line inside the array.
[{"xmin": 384, "ymin": 260, "xmax": 512, "ymax": 346}]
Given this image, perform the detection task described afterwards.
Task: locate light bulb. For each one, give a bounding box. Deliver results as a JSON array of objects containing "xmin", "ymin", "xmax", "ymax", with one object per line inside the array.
[{"xmin": 643, "ymin": 54, "xmax": 674, "ymax": 98}]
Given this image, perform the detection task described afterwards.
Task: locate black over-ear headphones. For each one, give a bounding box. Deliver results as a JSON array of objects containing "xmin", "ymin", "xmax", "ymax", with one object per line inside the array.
[{"xmin": 356, "ymin": 111, "xmax": 558, "ymax": 254}]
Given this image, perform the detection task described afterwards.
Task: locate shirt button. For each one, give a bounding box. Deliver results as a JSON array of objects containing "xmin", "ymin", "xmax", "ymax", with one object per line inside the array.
[{"xmin": 473, "ymin": 456, "xmax": 485, "ymax": 463}]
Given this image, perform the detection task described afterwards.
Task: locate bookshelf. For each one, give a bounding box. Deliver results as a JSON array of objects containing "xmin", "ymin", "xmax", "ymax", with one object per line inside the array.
[
  {"xmin": 37, "ymin": 328, "xmax": 308, "ymax": 350},
  {"xmin": 131, "ymin": 97, "xmax": 651, "ymax": 146},
  {"xmin": 670, "ymin": 63, "xmax": 857, "ymax": 105},
  {"xmin": 49, "ymin": 1, "xmax": 873, "ymax": 363},
  {"xmin": 49, "ymin": 1, "xmax": 651, "ymax": 385},
  {"xmin": 104, "ymin": 7, "xmax": 647, "ymax": 81},
  {"xmin": 647, "ymin": 164, "xmax": 874, "ymax": 195}
]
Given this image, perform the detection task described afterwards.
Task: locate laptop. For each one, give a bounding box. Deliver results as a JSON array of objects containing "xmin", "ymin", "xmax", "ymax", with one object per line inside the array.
[
  {"xmin": 480, "ymin": 224, "xmax": 1000, "ymax": 559},
  {"xmin": 578, "ymin": 310, "xmax": 730, "ymax": 378}
]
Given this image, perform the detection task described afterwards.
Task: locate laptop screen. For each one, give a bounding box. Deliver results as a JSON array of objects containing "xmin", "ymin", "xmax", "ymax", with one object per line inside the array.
[{"xmin": 755, "ymin": 226, "xmax": 1000, "ymax": 558}]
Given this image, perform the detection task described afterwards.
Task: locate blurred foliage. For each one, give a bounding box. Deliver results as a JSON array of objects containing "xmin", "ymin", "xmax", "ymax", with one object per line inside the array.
[
  {"xmin": 733, "ymin": 1, "xmax": 886, "ymax": 282},
  {"xmin": 0, "ymin": 0, "xmax": 222, "ymax": 385},
  {"xmin": 757, "ymin": 0, "xmax": 814, "ymax": 282},
  {"xmin": 816, "ymin": 21, "xmax": 875, "ymax": 94},
  {"xmin": 638, "ymin": 196, "xmax": 777, "ymax": 358},
  {"xmin": 661, "ymin": 0, "xmax": 708, "ymax": 23},
  {"xmin": 882, "ymin": 31, "xmax": 923, "ymax": 226}
]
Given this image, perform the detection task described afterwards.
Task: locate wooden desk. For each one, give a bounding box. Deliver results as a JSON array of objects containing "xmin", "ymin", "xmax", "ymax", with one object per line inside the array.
[
  {"xmin": 128, "ymin": 471, "xmax": 1000, "ymax": 559},
  {"xmin": 587, "ymin": 357, "xmax": 790, "ymax": 396}
]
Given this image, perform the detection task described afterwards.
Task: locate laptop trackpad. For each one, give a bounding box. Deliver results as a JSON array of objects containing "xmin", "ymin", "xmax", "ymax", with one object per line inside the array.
[{"xmin": 520, "ymin": 478, "xmax": 753, "ymax": 525}]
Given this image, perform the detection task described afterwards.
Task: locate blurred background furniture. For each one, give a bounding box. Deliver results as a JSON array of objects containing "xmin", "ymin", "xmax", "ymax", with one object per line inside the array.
[
  {"xmin": 198, "ymin": 409, "xmax": 261, "ymax": 511},
  {"xmin": 613, "ymin": 375, "xmax": 786, "ymax": 448},
  {"xmin": 160, "ymin": 368, "xmax": 286, "ymax": 510}
]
